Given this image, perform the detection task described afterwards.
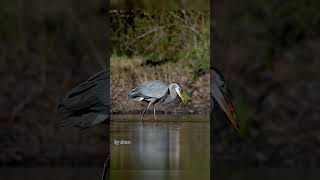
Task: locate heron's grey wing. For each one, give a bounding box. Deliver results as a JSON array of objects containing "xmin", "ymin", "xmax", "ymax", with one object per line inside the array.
[
  {"xmin": 128, "ymin": 80, "xmax": 168, "ymax": 100},
  {"xmin": 57, "ymin": 69, "xmax": 109, "ymax": 128},
  {"xmin": 139, "ymin": 80, "xmax": 168, "ymax": 99},
  {"xmin": 88, "ymin": 69, "xmax": 109, "ymax": 106}
]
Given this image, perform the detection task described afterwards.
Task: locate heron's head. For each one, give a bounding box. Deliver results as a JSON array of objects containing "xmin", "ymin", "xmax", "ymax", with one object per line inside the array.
[
  {"xmin": 171, "ymin": 83, "xmax": 184, "ymax": 103},
  {"xmin": 211, "ymin": 68, "xmax": 239, "ymax": 131}
]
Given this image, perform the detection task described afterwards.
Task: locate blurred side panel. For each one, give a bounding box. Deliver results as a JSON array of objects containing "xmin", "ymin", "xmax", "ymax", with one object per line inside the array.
[{"xmin": 0, "ymin": 0, "xmax": 109, "ymax": 179}]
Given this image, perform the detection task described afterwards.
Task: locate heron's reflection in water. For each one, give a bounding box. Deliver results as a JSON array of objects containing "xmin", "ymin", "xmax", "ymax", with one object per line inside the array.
[
  {"xmin": 111, "ymin": 115, "xmax": 210, "ymax": 180},
  {"xmin": 135, "ymin": 123, "xmax": 181, "ymax": 169}
]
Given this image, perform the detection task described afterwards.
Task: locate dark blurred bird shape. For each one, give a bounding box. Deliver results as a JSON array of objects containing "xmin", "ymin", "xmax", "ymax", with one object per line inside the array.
[
  {"xmin": 211, "ymin": 67, "xmax": 240, "ymax": 132},
  {"xmin": 57, "ymin": 69, "xmax": 109, "ymax": 129},
  {"xmin": 57, "ymin": 69, "xmax": 109, "ymax": 180}
]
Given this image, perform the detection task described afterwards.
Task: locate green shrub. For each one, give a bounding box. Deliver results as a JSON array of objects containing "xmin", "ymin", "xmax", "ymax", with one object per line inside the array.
[{"xmin": 111, "ymin": 10, "xmax": 210, "ymax": 79}]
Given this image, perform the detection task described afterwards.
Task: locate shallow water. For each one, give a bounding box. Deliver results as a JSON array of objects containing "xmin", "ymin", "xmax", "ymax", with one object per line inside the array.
[
  {"xmin": 3, "ymin": 115, "xmax": 320, "ymax": 180},
  {"xmin": 110, "ymin": 114, "xmax": 210, "ymax": 180}
]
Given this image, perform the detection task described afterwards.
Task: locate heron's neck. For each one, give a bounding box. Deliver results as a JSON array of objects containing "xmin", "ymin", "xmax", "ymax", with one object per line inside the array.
[{"xmin": 168, "ymin": 86, "xmax": 177, "ymax": 99}]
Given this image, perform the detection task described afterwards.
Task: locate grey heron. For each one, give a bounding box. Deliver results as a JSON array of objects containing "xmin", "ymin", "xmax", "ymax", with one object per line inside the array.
[
  {"xmin": 128, "ymin": 80, "xmax": 185, "ymax": 121},
  {"xmin": 211, "ymin": 67, "xmax": 240, "ymax": 131},
  {"xmin": 57, "ymin": 69, "xmax": 109, "ymax": 180}
]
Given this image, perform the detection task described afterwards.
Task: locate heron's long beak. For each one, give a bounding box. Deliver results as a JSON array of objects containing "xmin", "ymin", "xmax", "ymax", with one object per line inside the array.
[
  {"xmin": 213, "ymin": 85, "xmax": 239, "ymax": 132},
  {"xmin": 177, "ymin": 90, "xmax": 185, "ymax": 103}
]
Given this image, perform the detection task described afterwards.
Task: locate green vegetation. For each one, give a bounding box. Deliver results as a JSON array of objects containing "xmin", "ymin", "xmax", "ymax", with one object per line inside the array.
[
  {"xmin": 182, "ymin": 91, "xmax": 191, "ymax": 105},
  {"xmin": 111, "ymin": 10, "xmax": 210, "ymax": 79}
]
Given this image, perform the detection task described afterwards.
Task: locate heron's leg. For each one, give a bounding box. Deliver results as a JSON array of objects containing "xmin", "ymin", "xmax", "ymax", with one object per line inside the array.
[
  {"xmin": 140, "ymin": 101, "xmax": 152, "ymax": 121},
  {"xmin": 100, "ymin": 156, "xmax": 109, "ymax": 180},
  {"xmin": 140, "ymin": 107, "xmax": 148, "ymax": 121},
  {"xmin": 153, "ymin": 105, "xmax": 158, "ymax": 121},
  {"xmin": 153, "ymin": 107, "xmax": 156, "ymax": 121}
]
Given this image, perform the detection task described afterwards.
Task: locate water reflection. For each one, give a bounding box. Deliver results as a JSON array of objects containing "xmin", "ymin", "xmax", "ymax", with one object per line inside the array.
[{"xmin": 111, "ymin": 115, "xmax": 210, "ymax": 180}]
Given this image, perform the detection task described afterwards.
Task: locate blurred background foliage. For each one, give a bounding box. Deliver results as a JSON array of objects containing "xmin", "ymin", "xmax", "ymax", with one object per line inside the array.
[
  {"xmin": 0, "ymin": 0, "xmax": 107, "ymax": 166},
  {"xmin": 221, "ymin": 0, "xmax": 320, "ymax": 69},
  {"xmin": 213, "ymin": 0, "xmax": 320, "ymax": 168},
  {"xmin": 110, "ymin": 0, "xmax": 209, "ymax": 10},
  {"xmin": 216, "ymin": 0, "xmax": 320, "ymax": 133}
]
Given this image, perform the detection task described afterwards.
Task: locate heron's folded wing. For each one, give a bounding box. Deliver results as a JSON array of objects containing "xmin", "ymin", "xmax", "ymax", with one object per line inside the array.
[
  {"xmin": 139, "ymin": 80, "xmax": 168, "ymax": 99},
  {"xmin": 59, "ymin": 110, "xmax": 109, "ymax": 129},
  {"xmin": 58, "ymin": 69, "xmax": 109, "ymax": 112}
]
